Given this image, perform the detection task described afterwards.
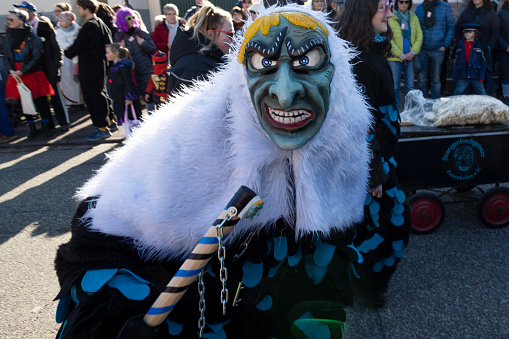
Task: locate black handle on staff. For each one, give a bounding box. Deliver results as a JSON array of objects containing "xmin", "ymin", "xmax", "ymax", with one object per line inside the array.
[{"xmin": 144, "ymin": 186, "xmax": 263, "ymax": 327}]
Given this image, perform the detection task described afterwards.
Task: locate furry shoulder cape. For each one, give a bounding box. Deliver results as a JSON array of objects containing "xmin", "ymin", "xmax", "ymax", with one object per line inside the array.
[{"xmin": 76, "ymin": 6, "xmax": 372, "ymax": 261}]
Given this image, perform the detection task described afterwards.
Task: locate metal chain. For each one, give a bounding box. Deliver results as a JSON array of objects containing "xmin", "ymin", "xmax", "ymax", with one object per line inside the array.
[
  {"xmin": 198, "ymin": 271, "xmax": 206, "ymax": 338},
  {"xmin": 216, "ymin": 222, "xmax": 228, "ymax": 315},
  {"xmin": 232, "ymin": 231, "xmax": 256, "ymax": 262}
]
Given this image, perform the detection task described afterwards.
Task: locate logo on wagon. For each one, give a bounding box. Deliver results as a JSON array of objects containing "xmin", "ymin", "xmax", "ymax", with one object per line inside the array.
[{"xmin": 442, "ymin": 138, "xmax": 485, "ymax": 181}]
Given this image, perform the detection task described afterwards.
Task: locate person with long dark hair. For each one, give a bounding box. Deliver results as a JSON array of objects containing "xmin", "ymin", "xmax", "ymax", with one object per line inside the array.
[{"xmin": 334, "ymin": 0, "xmax": 411, "ymax": 307}]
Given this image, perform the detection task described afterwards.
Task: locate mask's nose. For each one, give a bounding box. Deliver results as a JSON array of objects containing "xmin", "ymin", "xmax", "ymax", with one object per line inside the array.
[{"xmin": 268, "ymin": 62, "xmax": 305, "ymax": 110}]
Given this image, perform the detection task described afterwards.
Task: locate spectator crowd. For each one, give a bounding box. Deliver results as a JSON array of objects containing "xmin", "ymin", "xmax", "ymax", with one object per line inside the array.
[{"xmin": 0, "ymin": 0, "xmax": 508, "ymax": 143}]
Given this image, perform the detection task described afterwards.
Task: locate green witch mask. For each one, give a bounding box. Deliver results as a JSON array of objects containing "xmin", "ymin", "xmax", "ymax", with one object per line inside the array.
[{"xmin": 239, "ymin": 12, "xmax": 334, "ymax": 150}]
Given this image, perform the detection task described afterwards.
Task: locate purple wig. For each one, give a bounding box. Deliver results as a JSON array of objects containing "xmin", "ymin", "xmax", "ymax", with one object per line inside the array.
[{"xmin": 115, "ymin": 7, "xmax": 140, "ymax": 33}]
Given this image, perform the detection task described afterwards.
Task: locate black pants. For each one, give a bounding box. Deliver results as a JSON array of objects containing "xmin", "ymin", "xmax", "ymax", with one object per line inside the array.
[
  {"xmin": 25, "ymin": 96, "xmax": 52, "ymax": 122},
  {"xmin": 80, "ymin": 74, "xmax": 112, "ymax": 128}
]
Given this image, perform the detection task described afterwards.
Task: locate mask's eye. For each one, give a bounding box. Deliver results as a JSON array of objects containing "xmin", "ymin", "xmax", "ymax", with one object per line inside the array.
[
  {"xmin": 292, "ymin": 48, "xmax": 322, "ymax": 67},
  {"xmin": 249, "ymin": 53, "xmax": 277, "ymax": 70}
]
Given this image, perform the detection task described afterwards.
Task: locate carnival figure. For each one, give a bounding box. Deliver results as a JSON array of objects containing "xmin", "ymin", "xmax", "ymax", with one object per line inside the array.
[{"xmin": 54, "ymin": 5, "xmax": 373, "ymax": 338}]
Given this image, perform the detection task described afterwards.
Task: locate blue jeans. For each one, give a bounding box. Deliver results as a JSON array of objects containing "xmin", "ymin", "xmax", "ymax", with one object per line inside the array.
[
  {"xmin": 0, "ymin": 77, "xmax": 16, "ymax": 137},
  {"xmin": 416, "ymin": 48, "xmax": 445, "ymax": 99},
  {"xmin": 389, "ymin": 60, "xmax": 415, "ymax": 108},
  {"xmin": 453, "ymin": 79, "xmax": 487, "ymax": 96}
]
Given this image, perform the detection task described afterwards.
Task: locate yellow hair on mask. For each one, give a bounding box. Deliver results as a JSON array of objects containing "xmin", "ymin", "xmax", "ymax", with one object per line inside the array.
[{"xmin": 237, "ymin": 11, "xmax": 328, "ymax": 65}]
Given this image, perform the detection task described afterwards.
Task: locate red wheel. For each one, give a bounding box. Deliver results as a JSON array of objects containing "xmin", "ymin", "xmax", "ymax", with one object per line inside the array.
[
  {"xmin": 477, "ymin": 187, "xmax": 509, "ymax": 228},
  {"xmin": 408, "ymin": 192, "xmax": 446, "ymax": 234}
]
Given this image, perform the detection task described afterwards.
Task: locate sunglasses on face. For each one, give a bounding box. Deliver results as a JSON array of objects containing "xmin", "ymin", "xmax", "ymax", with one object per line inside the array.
[
  {"xmin": 210, "ymin": 30, "xmax": 234, "ymax": 37},
  {"xmin": 242, "ymin": 1, "xmax": 252, "ymax": 4},
  {"xmin": 125, "ymin": 15, "xmax": 134, "ymax": 21},
  {"xmin": 399, "ymin": 1, "xmax": 409, "ymax": 3}
]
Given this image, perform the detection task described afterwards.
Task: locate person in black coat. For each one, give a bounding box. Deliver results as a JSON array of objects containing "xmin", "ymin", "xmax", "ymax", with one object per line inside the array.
[
  {"xmin": 65, "ymin": 0, "xmax": 115, "ymax": 142},
  {"xmin": 335, "ymin": 0, "xmax": 411, "ymax": 308},
  {"xmin": 168, "ymin": 4, "xmax": 233, "ymax": 95}
]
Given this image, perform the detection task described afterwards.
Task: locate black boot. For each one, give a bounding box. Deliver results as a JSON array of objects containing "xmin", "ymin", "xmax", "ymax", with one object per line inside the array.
[
  {"xmin": 27, "ymin": 124, "xmax": 38, "ymax": 139},
  {"xmin": 42, "ymin": 122, "xmax": 52, "ymax": 137}
]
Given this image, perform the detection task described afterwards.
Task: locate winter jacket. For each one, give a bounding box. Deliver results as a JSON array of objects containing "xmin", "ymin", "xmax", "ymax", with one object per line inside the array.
[
  {"xmin": 108, "ymin": 58, "xmax": 141, "ymax": 122},
  {"xmin": 168, "ymin": 27, "xmax": 226, "ymax": 95},
  {"xmin": 497, "ymin": 6, "xmax": 509, "ymax": 51},
  {"xmin": 65, "ymin": 17, "xmax": 112, "ymax": 84},
  {"xmin": 452, "ymin": 38, "xmax": 487, "ymax": 82},
  {"xmin": 388, "ymin": 11, "xmax": 423, "ymax": 62},
  {"xmin": 4, "ymin": 28, "xmax": 44, "ymax": 75},
  {"xmin": 414, "ymin": 1, "xmax": 454, "ymax": 50},
  {"xmin": 152, "ymin": 18, "xmax": 186, "ymax": 55},
  {"xmin": 55, "ymin": 23, "xmax": 80, "ymax": 55},
  {"xmin": 34, "ymin": 16, "xmax": 63, "ymax": 84},
  {"xmin": 114, "ymin": 28, "xmax": 157, "ymax": 96},
  {"xmin": 455, "ymin": 5, "xmax": 499, "ymax": 51}
]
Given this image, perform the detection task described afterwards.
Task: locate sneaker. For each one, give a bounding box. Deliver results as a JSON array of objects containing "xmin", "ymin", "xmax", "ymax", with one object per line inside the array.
[
  {"xmin": 108, "ymin": 121, "xmax": 119, "ymax": 132},
  {"xmin": 0, "ymin": 134, "xmax": 16, "ymax": 143},
  {"xmin": 86, "ymin": 127, "xmax": 111, "ymax": 142}
]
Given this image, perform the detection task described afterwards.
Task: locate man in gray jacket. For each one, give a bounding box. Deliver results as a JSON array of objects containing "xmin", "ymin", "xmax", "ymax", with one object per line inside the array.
[{"xmin": 414, "ymin": 0, "xmax": 454, "ymax": 99}]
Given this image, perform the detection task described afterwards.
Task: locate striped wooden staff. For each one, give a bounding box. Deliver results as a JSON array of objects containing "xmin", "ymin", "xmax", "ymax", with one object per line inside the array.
[{"xmin": 144, "ymin": 185, "xmax": 263, "ymax": 327}]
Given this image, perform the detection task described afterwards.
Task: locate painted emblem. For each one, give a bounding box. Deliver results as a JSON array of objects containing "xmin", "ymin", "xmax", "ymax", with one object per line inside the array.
[{"xmin": 442, "ymin": 138, "xmax": 485, "ymax": 180}]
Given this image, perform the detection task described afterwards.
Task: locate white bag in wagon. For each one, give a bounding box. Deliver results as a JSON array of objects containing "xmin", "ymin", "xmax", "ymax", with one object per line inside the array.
[{"xmin": 426, "ymin": 95, "xmax": 509, "ymax": 126}]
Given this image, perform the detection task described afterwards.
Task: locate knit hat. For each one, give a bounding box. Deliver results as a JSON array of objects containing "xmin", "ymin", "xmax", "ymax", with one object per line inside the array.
[
  {"xmin": 13, "ymin": 1, "xmax": 37, "ymax": 12},
  {"xmin": 59, "ymin": 11, "xmax": 76, "ymax": 25},
  {"xmin": 152, "ymin": 51, "xmax": 169, "ymax": 75}
]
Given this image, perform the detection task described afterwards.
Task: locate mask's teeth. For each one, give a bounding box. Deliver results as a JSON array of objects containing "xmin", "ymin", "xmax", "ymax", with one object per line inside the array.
[{"xmin": 269, "ymin": 107, "xmax": 310, "ymax": 124}]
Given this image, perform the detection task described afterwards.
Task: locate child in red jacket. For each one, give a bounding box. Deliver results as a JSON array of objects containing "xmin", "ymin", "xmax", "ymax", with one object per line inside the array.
[{"xmin": 144, "ymin": 51, "xmax": 170, "ymax": 110}]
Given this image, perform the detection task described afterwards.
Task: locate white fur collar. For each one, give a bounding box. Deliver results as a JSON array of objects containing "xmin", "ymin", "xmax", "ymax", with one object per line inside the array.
[{"xmin": 76, "ymin": 6, "xmax": 372, "ymax": 261}]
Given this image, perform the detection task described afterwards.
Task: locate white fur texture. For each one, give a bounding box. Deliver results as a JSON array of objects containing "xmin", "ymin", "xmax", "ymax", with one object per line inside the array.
[{"xmin": 76, "ymin": 5, "xmax": 372, "ymax": 261}]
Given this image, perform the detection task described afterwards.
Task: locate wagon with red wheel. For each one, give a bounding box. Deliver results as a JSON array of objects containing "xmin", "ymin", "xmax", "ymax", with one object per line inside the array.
[{"xmin": 395, "ymin": 123, "xmax": 509, "ymax": 234}]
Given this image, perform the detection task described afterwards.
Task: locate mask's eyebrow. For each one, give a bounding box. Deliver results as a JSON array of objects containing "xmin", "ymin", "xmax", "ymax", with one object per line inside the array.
[
  {"xmin": 245, "ymin": 27, "xmax": 288, "ymax": 59},
  {"xmin": 285, "ymin": 38, "xmax": 328, "ymax": 57}
]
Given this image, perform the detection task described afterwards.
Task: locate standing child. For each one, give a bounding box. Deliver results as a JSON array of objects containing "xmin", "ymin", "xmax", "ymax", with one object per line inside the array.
[
  {"xmin": 144, "ymin": 51, "xmax": 170, "ymax": 110},
  {"xmin": 453, "ymin": 23, "xmax": 488, "ymax": 95},
  {"xmin": 105, "ymin": 43, "xmax": 142, "ymax": 139}
]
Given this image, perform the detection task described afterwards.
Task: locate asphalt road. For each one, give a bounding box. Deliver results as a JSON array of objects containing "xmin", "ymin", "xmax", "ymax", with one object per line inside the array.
[{"xmin": 0, "ymin": 111, "xmax": 508, "ymax": 338}]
